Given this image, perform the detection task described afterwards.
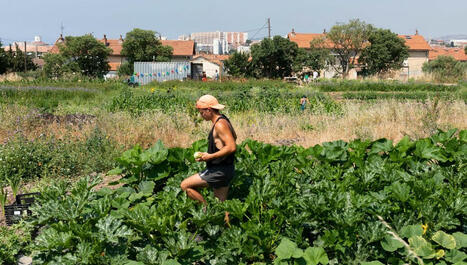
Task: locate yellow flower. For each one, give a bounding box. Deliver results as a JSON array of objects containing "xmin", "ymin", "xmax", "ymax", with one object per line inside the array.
[
  {"xmin": 150, "ymin": 88, "xmax": 155, "ymax": 93},
  {"xmin": 422, "ymin": 224, "xmax": 428, "ymax": 234}
]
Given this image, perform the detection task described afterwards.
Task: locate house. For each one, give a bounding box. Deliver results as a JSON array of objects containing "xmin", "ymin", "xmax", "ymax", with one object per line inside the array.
[
  {"xmin": 191, "ymin": 54, "xmax": 230, "ymax": 79},
  {"xmin": 287, "ymin": 30, "xmax": 358, "ymax": 79},
  {"xmin": 100, "ymin": 35, "xmax": 125, "ymax": 77},
  {"xmin": 288, "ymin": 29, "xmax": 431, "ymax": 80},
  {"xmin": 49, "ymin": 34, "xmax": 195, "ymax": 77},
  {"xmin": 160, "ymin": 40, "xmax": 195, "ymax": 62},
  {"xmin": 429, "ymin": 47, "xmax": 467, "ymax": 62},
  {"xmin": 397, "ymin": 32, "xmax": 431, "ymax": 80}
]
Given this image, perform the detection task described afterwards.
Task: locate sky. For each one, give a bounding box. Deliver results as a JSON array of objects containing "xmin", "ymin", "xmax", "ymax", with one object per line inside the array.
[{"xmin": 1, "ymin": 0, "xmax": 466, "ymax": 45}]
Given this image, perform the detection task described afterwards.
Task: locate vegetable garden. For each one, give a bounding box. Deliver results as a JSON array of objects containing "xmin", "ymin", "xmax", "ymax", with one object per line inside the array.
[{"xmin": 2, "ymin": 129, "xmax": 465, "ymax": 264}]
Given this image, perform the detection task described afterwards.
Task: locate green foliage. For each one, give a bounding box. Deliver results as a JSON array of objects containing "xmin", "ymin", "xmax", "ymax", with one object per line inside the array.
[
  {"xmin": 0, "ymin": 42, "xmax": 8, "ymax": 75},
  {"xmin": 121, "ymin": 28, "xmax": 173, "ymax": 73},
  {"xmin": 342, "ymin": 91, "xmax": 466, "ymax": 101},
  {"xmin": 22, "ymin": 129, "xmax": 467, "ymax": 264},
  {"xmin": 250, "ymin": 36, "xmax": 299, "ymax": 78},
  {"xmin": 359, "ymin": 28, "xmax": 409, "ymax": 76},
  {"xmin": 224, "ymin": 51, "xmax": 250, "ymax": 77},
  {"xmin": 293, "ymin": 47, "xmax": 329, "ymax": 76},
  {"xmin": 42, "ymin": 53, "xmax": 78, "ymax": 78},
  {"xmin": 316, "ymin": 79, "xmax": 461, "ymax": 92},
  {"xmin": 107, "ymin": 86, "xmax": 342, "ymax": 116},
  {"xmin": 0, "ymin": 129, "xmax": 120, "ymax": 183},
  {"xmin": 117, "ymin": 61, "xmax": 133, "ymax": 77},
  {"xmin": 422, "ymin": 55, "xmax": 466, "ymax": 83},
  {"xmin": 0, "ymin": 225, "xmax": 32, "ymax": 264},
  {"xmin": 58, "ymin": 35, "xmax": 112, "ymax": 78}
]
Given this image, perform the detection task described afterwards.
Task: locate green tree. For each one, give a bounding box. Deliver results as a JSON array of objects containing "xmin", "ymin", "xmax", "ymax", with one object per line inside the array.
[
  {"xmin": 250, "ymin": 36, "xmax": 299, "ymax": 78},
  {"xmin": 311, "ymin": 19, "xmax": 373, "ymax": 78},
  {"xmin": 224, "ymin": 51, "xmax": 250, "ymax": 77},
  {"xmin": 117, "ymin": 62, "xmax": 133, "ymax": 77},
  {"xmin": 0, "ymin": 42, "xmax": 8, "ymax": 74},
  {"xmin": 422, "ymin": 55, "xmax": 466, "ymax": 83},
  {"xmin": 7, "ymin": 44, "xmax": 37, "ymax": 73},
  {"xmin": 359, "ymin": 28, "xmax": 409, "ymax": 76},
  {"xmin": 59, "ymin": 35, "xmax": 112, "ymax": 78},
  {"xmin": 121, "ymin": 28, "xmax": 173, "ymax": 73},
  {"xmin": 42, "ymin": 53, "xmax": 78, "ymax": 78},
  {"xmin": 292, "ymin": 47, "xmax": 329, "ymax": 75}
]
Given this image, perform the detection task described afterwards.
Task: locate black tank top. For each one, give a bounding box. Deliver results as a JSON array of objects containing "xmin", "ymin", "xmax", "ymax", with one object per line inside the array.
[{"xmin": 207, "ymin": 115, "xmax": 237, "ymax": 168}]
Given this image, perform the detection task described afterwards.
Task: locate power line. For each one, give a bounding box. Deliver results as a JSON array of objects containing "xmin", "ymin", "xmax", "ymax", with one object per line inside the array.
[{"xmin": 250, "ymin": 21, "xmax": 268, "ymax": 40}]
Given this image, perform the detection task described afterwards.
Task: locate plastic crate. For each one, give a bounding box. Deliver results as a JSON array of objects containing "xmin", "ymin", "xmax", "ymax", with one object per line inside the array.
[
  {"xmin": 15, "ymin": 192, "xmax": 40, "ymax": 205},
  {"xmin": 4, "ymin": 204, "xmax": 31, "ymax": 226}
]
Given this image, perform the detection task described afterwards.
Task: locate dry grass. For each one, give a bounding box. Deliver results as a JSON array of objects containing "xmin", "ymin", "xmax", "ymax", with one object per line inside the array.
[{"xmin": 1, "ymin": 99, "xmax": 466, "ymax": 148}]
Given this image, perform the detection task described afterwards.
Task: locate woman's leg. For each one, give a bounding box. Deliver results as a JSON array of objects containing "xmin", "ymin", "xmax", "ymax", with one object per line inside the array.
[{"xmin": 180, "ymin": 173, "xmax": 209, "ymax": 204}]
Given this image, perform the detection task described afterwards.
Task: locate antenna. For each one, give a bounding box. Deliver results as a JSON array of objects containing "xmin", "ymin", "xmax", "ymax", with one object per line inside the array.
[{"xmin": 60, "ymin": 22, "xmax": 64, "ymax": 36}]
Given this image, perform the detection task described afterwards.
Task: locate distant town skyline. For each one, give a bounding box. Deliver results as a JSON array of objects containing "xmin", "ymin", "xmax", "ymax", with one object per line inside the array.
[{"xmin": 1, "ymin": 0, "xmax": 466, "ymax": 45}]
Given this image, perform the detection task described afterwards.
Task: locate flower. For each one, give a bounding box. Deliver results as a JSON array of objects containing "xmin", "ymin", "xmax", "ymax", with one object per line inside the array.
[{"xmin": 422, "ymin": 224, "xmax": 428, "ymax": 234}]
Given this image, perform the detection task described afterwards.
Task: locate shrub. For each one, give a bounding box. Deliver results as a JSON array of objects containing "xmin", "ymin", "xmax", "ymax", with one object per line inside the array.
[{"xmin": 422, "ymin": 56, "xmax": 466, "ymax": 83}]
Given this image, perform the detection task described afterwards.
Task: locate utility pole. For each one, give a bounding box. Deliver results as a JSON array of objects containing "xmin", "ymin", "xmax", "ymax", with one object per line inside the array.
[
  {"xmin": 267, "ymin": 18, "xmax": 271, "ymax": 39},
  {"xmin": 24, "ymin": 41, "xmax": 27, "ymax": 72}
]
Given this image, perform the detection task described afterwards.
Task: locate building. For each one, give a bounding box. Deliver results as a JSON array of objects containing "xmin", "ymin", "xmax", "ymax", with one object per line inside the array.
[
  {"xmin": 287, "ymin": 29, "xmax": 431, "ymax": 80},
  {"xmin": 190, "ymin": 31, "xmax": 248, "ymax": 54},
  {"xmin": 429, "ymin": 47, "xmax": 467, "ymax": 62},
  {"xmin": 160, "ymin": 40, "xmax": 195, "ymax": 62},
  {"xmin": 100, "ymin": 35, "xmax": 125, "ymax": 77},
  {"xmin": 191, "ymin": 54, "xmax": 230, "ymax": 79},
  {"xmin": 49, "ymin": 34, "xmax": 195, "ymax": 77},
  {"xmin": 397, "ymin": 33, "xmax": 431, "ymax": 80},
  {"xmin": 2, "ymin": 36, "xmax": 52, "ymax": 58}
]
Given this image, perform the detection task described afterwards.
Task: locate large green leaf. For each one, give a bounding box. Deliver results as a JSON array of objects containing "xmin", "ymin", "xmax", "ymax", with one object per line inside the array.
[
  {"xmin": 453, "ymin": 232, "xmax": 467, "ymax": 249},
  {"xmin": 361, "ymin": 262, "xmax": 384, "ymax": 265},
  {"xmin": 445, "ymin": 249, "xmax": 467, "ymax": 263},
  {"xmin": 414, "ymin": 139, "xmax": 448, "ymax": 162},
  {"xmin": 408, "ymin": 236, "xmax": 436, "ymax": 258},
  {"xmin": 96, "ymin": 215, "xmax": 133, "ymax": 244},
  {"xmin": 275, "ymin": 238, "xmax": 297, "ymax": 260},
  {"xmin": 138, "ymin": 181, "xmax": 155, "ymax": 195},
  {"xmin": 390, "ymin": 181, "xmax": 411, "ymax": 202},
  {"xmin": 432, "ymin": 231, "xmax": 457, "ymax": 249},
  {"xmin": 381, "ymin": 235, "xmax": 404, "ymax": 252},
  {"xmin": 141, "ymin": 140, "xmax": 168, "ymax": 165},
  {"xmin": 303, "ymin": 247, "xmax": 328, "ymax": 265},
  {"xmin": 400, "ymin": 224, "xmax": 423, "ymax": 238}
]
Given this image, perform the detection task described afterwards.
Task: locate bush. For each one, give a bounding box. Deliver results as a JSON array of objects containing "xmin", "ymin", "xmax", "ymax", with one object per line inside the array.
[
  {"xmin": 0, "ymin": 129, "xmax": 120, "ymax": 183},
  {"xmin": 422, "ymin": 56, "xmax": 466, "ymax": 83},
  {"xmin": 0, "ymin": 224, "xmax": 31, "ymax": 264}
]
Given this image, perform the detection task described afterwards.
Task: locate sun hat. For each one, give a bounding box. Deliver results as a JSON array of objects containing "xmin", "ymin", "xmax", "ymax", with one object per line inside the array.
[{"xmin": 196, "ymin": 95, "xmax": 225, "ymax": 110}]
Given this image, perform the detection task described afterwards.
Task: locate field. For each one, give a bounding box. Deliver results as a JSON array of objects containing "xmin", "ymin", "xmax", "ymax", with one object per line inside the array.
[{"xmin": 0, "ymin": 79, "xmax": 466, "ymax": 264}]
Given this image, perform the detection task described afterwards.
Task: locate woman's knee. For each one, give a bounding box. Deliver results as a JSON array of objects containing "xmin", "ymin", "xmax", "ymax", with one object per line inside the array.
[{"xmin": 180, "ymin": 180, "xmax": 189, "ymax": 191}]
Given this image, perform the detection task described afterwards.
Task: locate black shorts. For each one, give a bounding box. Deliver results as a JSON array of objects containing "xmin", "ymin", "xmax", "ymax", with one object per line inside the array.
[{"xmin": 199, "ymin": 165, "xmax": 235, "ymax": 189}]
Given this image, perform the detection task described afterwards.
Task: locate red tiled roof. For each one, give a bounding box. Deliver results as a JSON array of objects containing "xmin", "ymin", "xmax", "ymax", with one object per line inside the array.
[
  {"xmin": 398, "ymin": 35, "xmax": 430, "ymax": 51},
  {"xmin": 429, "ymin": 47, "xmax": 467, "ymax": 61},
  {"xmin": 2, "ymin": 45, "xmax": 52, "ymax": 53},
  {"xmin": 160, "ymin": 40, "xmax": 195, "ymax": 56},
  {"xmin": 193, "ymin": 54, "xmax": 230, "ymax": 61},
  {"xmin": 99, "ymin": 39, "xmax": 123, "ymax": 55},
  {"xmin": 287, "ymin": 33, "xmax": 328, "ymax": 48},
  {"xmin": 289, "ymin": 32, "xmax": 431, "ymax": 51}
]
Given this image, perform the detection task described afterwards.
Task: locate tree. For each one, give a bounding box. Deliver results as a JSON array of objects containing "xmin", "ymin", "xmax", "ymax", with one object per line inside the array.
[
  {"xmin": 121, "ymin": 28, "xmax": 173, "ymax": 73},
  {"xmin": 310, "ymin": 19, "xmax": 373, "ymax": 78},
  {"xmin": 224, "ymin": 51, "xmax": 250, "ymax": 77},
  {"xmin": 58, "ymin": 35, "xmax": 112, "ymax": 78},
  {"xmin": 422, "ymin": 55, "xmax": 466, "ymax": 83},
  {"xmin": 292, "ymin": 47, "xmax": 329, "ymax": 76},
  {"xmin": 250, "ymin": 36, "xmax": 299, "ymax": 78},
  {"xmin": 359, "ymin": 28, "xmax": 409, "ymax": 76},
  {"xmin": 42, "ymin": 53, "xmax": 78, "ymax": 78},
  {"xmin": 0, "ymin": 42, "xmax": 8, "ymax": 74},
  {"xmin": 117, "ymin": 62, "xmax": 133, "ymax": 77}
]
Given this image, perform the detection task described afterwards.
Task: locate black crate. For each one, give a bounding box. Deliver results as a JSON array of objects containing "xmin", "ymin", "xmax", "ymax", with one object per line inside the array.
[
  {"xmin": 15, "ymin": 192, "xmax": 40, "ymax": 205},
  {"xmin": 4, "ymin": 204, "xmax": 31, "ymax": 226}
]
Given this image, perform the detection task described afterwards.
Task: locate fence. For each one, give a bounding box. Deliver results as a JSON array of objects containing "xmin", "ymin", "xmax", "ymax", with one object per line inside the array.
[{"xmin": 134, "ymin": 62, "xmax": 191, "ymax": 85}]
